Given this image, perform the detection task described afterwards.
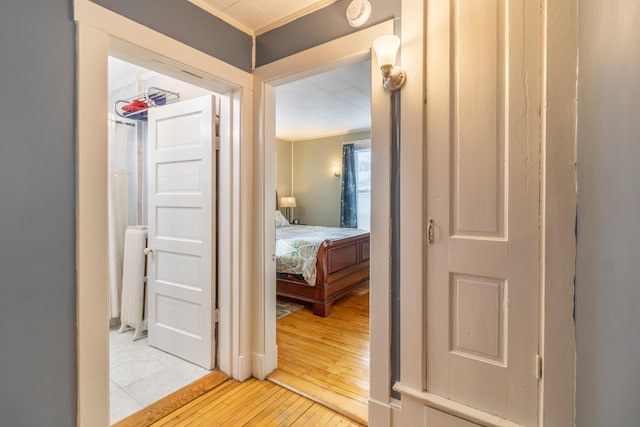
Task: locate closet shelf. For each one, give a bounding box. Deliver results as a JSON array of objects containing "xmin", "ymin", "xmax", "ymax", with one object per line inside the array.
[{"xmin": 114, "ymin": 87, "xmax": 180, "ymax": 121}]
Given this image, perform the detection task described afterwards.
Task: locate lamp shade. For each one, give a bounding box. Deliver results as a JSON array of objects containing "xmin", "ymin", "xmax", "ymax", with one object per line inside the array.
[
  {"xmin": 280, "ymin": 196, "xmax": 297, "ymax": 208},
  {"xmin": 373, "ymin": 35, "xmax": 400, "ymax": 67}
]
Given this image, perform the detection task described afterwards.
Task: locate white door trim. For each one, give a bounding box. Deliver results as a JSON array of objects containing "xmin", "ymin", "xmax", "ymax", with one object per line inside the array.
[
  {"xmin": 395, "ymin": 0, "xmax": 577, "ymax": 425},
  {"xmin": 251, "ymin": 19, "xmax": 395, "ymax": 422},
  {"xmin": 75, "ymin": 2, "xmax": 253, "ymax": 426}
]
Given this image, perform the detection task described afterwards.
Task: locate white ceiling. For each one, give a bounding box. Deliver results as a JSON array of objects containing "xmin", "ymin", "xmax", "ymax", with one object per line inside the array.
[
  {"xmin": 109, "ymin": 56, "xmax": 371, "ymax": 141},
  {"xmin": 185, "ymin": 0, "xmax": 372, "ymax": 141},
  {"xmin": 188, "ymin": 0, "xmax": 338, "ymax": 34},
  {"xmin": 108, "ymin": 57, "xmax": 154, "ymax": 89},
  {"xmin": 276, "ymin": 59, "xmax": 371, "ymax": 141}
]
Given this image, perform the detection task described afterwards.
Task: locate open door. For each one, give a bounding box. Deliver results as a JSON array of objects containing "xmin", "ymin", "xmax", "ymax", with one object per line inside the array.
[{"xmin": 146, "ymin": 95, "xmax": 217, "ymax": 370}]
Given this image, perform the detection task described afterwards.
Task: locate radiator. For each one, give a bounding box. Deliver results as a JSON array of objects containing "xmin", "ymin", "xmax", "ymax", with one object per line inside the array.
[{"xmin": 118, "ymin": 225, "xmax": 148, "ymax": 340}]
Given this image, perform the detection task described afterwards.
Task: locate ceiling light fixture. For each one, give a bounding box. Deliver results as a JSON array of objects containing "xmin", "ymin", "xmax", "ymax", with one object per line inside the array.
[
  {"xmin": 372, "ymin": 35, "xmax": 406, "ymax": 92},
  {"xmin": 346, "ymin": 0, "xmax": 372, "ymax": 28}
]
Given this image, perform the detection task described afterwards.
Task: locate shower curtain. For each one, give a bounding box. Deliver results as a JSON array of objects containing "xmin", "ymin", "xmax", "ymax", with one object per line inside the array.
[
  {"xmin": 108, "ymin": 169, "xmax": 128, "ymax": 318},
  {"xmin": 108, "ymin": 114, "xmax": 136, "ymax": 319}
]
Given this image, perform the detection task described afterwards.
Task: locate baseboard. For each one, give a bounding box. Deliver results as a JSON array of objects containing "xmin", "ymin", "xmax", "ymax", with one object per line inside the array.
[
  {"xmin": 390, "ymin": 398, "xmax": 402, "ymax": 426},
  {"xmin": 251, "ymin": 347, "xmax": 278, "ymax": 380},
  {"xmin": 109, "ymin": 317, "xmax": 120, "ymax": 328},
  {"xmin": 368, "ymin": 397, "xmax": 392, "ymax": 426},
  {"xmin": 394, "ymin": 382, "xmax": 525, "ymax": 427},
  {"xmin": 237, "ymin": 354, "xmax": 252, "ymax": 381},
  {"xmin": 252, "ymin": 351, "xmax": 266, "ymax": 380}
]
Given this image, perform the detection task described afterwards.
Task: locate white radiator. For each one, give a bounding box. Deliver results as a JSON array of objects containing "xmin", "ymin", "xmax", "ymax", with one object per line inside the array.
[{"xmin": 118, "ymin": 225, "xmax": 148, "ymax": 340}]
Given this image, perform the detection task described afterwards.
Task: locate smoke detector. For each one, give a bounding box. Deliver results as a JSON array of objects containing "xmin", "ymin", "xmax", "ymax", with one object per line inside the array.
[{"xmin": 346, "ymin": 0, "xmax": 372, "ymax": 28}]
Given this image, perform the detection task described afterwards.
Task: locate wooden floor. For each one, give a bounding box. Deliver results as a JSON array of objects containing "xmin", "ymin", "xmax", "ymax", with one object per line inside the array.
[
  {"xmin": 268, "ymin": 283, "xmax": 370, "ymax": 425},
  {"xmin": 114, "ymin": 371, "xmax": 364, "ymax": 426},
  {"xmin": 113, "ymin": 285, "xmax": 369, "ymax": 426}
]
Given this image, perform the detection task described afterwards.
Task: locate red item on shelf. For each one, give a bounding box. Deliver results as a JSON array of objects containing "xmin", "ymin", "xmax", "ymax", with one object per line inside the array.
[{"xmin": 122, "ymin": 99, "xmax": 148, "ymax": 112}]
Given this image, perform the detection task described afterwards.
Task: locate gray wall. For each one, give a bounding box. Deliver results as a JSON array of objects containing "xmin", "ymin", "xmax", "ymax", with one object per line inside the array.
[
  {"xmin": 256, "ymin": 0, "xmax": 400, "ymax": 66},
  {"xmin": 576, "ymin": 1, "xmax": 640, "ymax": 425},
  {"xmin": 91, "ymin": 0, "xmax": 253, "ymax": 72},
  {"xmin": 0, "ymin": 1, "xmax": 77, "ymax": 425}
]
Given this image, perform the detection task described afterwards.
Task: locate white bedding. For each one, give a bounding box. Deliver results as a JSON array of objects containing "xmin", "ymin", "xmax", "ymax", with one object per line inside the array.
[{"xmin": 275, "ymin": 225, "xmax": 368, "ymax": 286}]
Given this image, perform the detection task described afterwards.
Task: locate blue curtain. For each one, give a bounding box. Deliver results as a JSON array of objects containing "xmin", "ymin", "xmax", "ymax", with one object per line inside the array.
[{"xmin": 340, "ymin": 143, "xmax": 358, "ymax": 228}]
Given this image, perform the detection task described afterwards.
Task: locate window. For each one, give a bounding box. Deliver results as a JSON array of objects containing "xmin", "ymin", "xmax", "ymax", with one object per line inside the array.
[{"xmin": 355, "ymin": 145, "xmax": 371, "ymax": 230}]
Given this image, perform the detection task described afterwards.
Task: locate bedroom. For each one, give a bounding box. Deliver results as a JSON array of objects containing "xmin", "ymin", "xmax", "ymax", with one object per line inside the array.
[{"xmin": 270, "ymin": 57, "xmax": 372, "ymax": 423}]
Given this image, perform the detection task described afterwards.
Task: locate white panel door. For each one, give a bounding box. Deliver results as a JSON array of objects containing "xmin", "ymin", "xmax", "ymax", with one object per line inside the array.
[
  {"xmin": 426, "ymin": 0, "xmax": 542, "ymax": 424},
  {"xmin": 147, "ymin": 96, "xmax": 216, "ymax": 370}
]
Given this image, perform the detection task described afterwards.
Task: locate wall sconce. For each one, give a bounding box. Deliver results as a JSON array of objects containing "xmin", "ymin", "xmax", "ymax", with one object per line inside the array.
[
  {"xmin": 280, "ymin": 196, "xmax": 297, "ymax": 222},
  {"xmin": 332, "ymin": 166, "xmax": 341, "ymax": 179},
  {"xmin": 372, "ymin": 35, "xmax": 406, "ymax": 92}
]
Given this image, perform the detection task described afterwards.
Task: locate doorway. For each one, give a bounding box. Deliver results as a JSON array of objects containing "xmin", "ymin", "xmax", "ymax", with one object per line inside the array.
[
  {"xmin": 106, "ymin": 56, "xmax": 220, "ymax": 424},
  {"xmin": 267, "ymin": 58, "xmax": 372, "ymax": 424},
  {"xmin": 76, "ymin": 16, "xmax": 252, "ymax": 425},
  {"xmin": 252, "ymin": 19, "xmax": 395, "ymax": 424}
]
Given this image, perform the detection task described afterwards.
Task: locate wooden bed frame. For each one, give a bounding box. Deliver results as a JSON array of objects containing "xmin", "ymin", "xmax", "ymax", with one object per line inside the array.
[{"xmin": 276, "ymin": 232, "xmax": 370, "ymax": 317}]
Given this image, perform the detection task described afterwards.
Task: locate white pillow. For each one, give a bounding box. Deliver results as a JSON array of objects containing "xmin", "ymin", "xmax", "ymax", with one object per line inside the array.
[{"xmin": 275, "ymin": 210, "xmax": 290, "ymax": 228}]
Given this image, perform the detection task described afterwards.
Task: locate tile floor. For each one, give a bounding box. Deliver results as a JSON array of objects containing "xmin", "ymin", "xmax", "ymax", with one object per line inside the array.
[{"xmin": 109, "ymin": 327, "xmax": 210, "ymax": 425}]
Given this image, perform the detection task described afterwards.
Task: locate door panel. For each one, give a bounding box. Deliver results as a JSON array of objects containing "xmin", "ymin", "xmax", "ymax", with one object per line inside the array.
[
  {"xmin": 147, "ymin": 96, "xmax": 216, "ymax": 370},
  {"xmin": 452, "ymin": 0, "xmax": 505, "ymax": 239},
  {"xmin": 426, "ymin": 0, "xmax": 542, "ymax": 424}
]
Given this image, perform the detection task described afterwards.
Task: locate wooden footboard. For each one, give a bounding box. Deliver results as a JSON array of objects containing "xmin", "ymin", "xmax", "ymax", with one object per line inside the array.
[{"xmin": 276, "ymin": 233, "xmax": 370, "ymax": 317}]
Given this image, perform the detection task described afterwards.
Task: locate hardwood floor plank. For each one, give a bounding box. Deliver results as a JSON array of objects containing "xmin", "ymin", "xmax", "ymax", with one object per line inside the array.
[
  {"xmin": 291, "ymin": 403, "xmax": 324, "ymax": 426},
  {"xmin": 221, "ymin": 386, "xmax": 290, "ymax": 425},
  {"xmin": 267, "ymin": 394, "xmax": 315, "ymax": 426},
  {"xmin": 194, "ymin": 379, "xmax": 281, "ymax": 425},
  {"xmin": 153, "ymin": 381, "xmax": 239, "ymax": 425},
  {"xmin": 152, "ymin": 379, "xmax": 256, "ymax": 426},
  {"xmin": 182, "ymin": 379, "xmax": 272, "ymax": 426},
  {"xmin": 270, "ymin": 285, "xmax": 370, "ymax": 425},
  {"xmin": 292, "ymin": 402, "xmax": 362, "ymax": 427},
  {"xmin": 113, "ymin": 371, "xmax": 228, "ymax": 427},
  {"xmin": 269, "ymin": 370, "xmax": 368, "ymax": 425},
  {"xmin": 243, "ymin": 390, "xmax": 303, "ymax": 426},
  {"xmin": 146, "ymin": 376, "xmax": 364, "ymax": 427}
]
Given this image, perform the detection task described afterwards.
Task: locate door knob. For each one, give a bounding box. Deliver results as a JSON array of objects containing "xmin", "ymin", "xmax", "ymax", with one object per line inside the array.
[{"xmin": 144, "ymin": 247, "xmax": 155, "ymax": 258}]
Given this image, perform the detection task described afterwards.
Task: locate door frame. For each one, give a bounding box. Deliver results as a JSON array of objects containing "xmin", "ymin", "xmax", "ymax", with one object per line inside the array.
[
  {"xmin": 251, "ymin": 20, "xmax": 395, "ymax": 421},
  {"xmin": 395, "ymin": 0, "xmax": 578, "ymax": 425},
  {"xmin": 75, "ymin": 1, "xmax": 254, "ymax": 425}
]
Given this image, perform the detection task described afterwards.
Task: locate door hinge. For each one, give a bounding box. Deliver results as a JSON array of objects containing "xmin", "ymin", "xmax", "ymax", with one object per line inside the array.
[
  {"xmin": 213, "ymin": 308, "xmax": 220, "ymax": 323},
  {"xmin": 536, "ymin": 354, "xmax": 543, "ymax": 380}
]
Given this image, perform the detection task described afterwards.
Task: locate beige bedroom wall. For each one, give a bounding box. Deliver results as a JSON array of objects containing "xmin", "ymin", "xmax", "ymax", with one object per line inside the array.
[
  {"xmin": 276, "ymin": 139, "xmax": 292, "ymax": 204},
  {"xmin": 292, "ymin": 131, "xmax": 370, "ymax": 226}
]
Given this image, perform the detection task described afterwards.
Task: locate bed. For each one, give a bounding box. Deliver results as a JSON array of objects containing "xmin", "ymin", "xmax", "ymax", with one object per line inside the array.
[{"xmin": 275, "ymin": 211, "xmax": 370, "ymax": 317}]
